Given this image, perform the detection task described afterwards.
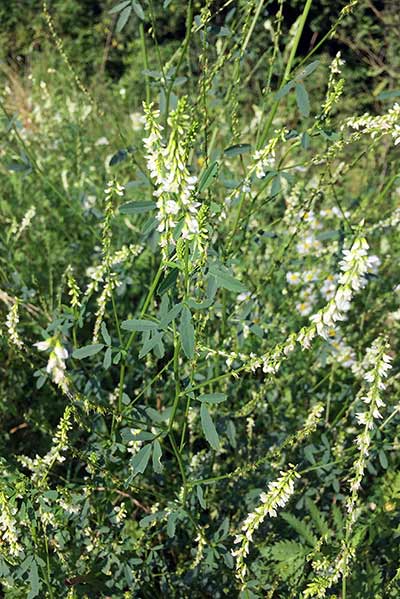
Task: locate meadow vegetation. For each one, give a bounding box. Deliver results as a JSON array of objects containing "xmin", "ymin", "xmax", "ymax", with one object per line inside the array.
[{"xmin": 0, "ymin": 1, "xmax": 399, "ymax": 597}]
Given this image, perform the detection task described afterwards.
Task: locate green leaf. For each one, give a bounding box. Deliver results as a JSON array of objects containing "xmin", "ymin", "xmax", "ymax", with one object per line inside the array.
[
  {"xmin": 119, "ymin": 200, "xmax": 156, "ymax": 214},
  {"xmin": 152, "ymin": 440, "xmax": 163, "ymax": 473},
  {"xmin": 27, "ymin": 560, "xmax": 40, "ymax": 599},
  {"xmin": 121, "ymin": 319, "xmax": 159, "ymax": 332},
  {"xmin": 296, "ymin": 60, "xmax": 320, "ymax": 80},
  {"xmin": 122, "ymin": 393, "xmax": 131, "ymax": 405},
  {"xmin": 158, "ymin": 269, "xmax": 179, "ymax": 295},
  {"xmin": 379, "ymin": 449, "xmax": 388, "ymax": 469},
  {"xmin": 200, "ymin": 403, "xmax": 220, "ymax": 450},
  {"xmin": 270, "ymin": 540, "xmax": 308, "ymax": 561},
  {"xmin": 109, "ymin": 0, "xmax": 130, "ymax": 14},
  {"xmin": 116, "ymin": 5, "xmax": 132, "ymax": 32},
  {"xmin": 196, "ymin": 485, "xmax": 206, "ymax": 509},
  {"xmin": 132, "ymin": 0, "xmax": 145, "ymax": 20},
  {"xmin": 226, "ymin": 420, "xmax": 237, "ymax": 448},
  {"xmin": 281, "ymin": 513, "xmax": 318, "ymax": 548},
  {"xmin": 167, "ymin": 511, "xmax": 179, "ymax": 538},
  {"xmin": 223, "ymin": 552, "xmax": 234, "ymax": 569},
  {"xmin": 295, "ymin": 83, "xmax": 310, "ymax": 117},
  {"xmin": 7, "ymin": 160, "xmax": 31, "ymax": 173},
  {"xmin": 198, "ymin": 160, "xmax": 218, "ymax": 192},
  {"xmin": 72, "ymin": 344, "xmax": 104, "ymax": 359},
  {"xmin": 305, "ymin": 498, "xmax": 330, "ymax": 537},
  {"xmin": 187, "ymin": 297, "xmax": 214, "ymax": 310},
  {"xmin": 103, "ymin": 347, "xmax": 112, "ymax": 370},
  {"xmin": 122, "ymin": 428, "xmax": 154, "ymax": 442},
  {"xmin": 301, "ymin": 131, "xmax": 311, "ymax": 149},
  {"xmin": 275, "ymin": 80, "xmax": 295, "ymax": 100},
  {"xmin": 130, "ymin": 444, "xmax": 152, "ymax": 475},
  {"xmin": 101, "ymin": 322, "xmax": 111, "ymax": 345},
  {"xmin": 377, "ymin": 89, "xmax": 400, "ymax": 100},
  {"xmin": 146, "ymin": 406, "xmax": 172, "ymax": 423},
  {"xmin": 139, "ymin": 332, "xmax": 163, "ymax": 359},
  {"xmin": 179, "ymin": 306, "xmax": 195, "ymax": 359},
  {"xmin": 271, "ymin": 174, "xmax": 281, "ymax": 196},
  {"xmin": 160, "ymin": 303, "xmax": 182, "ymax": 329},
  {"xmin": 198, "ymin": 393, "xmax": 227, "ymax": 404},
  {"xmin": 208, "ymin": 264, "xmax": 246, "ymax": 293},
  {"xmin": 224, "ymin": 143, "xmax": 252, "ymax": 157}
]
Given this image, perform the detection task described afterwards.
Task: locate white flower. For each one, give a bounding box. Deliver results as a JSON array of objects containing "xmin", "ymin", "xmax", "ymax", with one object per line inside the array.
[
  {"xmin": 35, "ymin": 339, "xmax": 52, "ymax": 351},
  {"xmin": 164, "ymin": 199, "xmax": 179, "ymax": 215},
  {"xmin": 296, "ymin": 301, "xmax": 313, "ymax": 316},
  {"xmin": 297, "ymin": 235, "xmax": 322, "ymax": 255},
  {"xmin": 34, "ymin": 337, "xmax": 69, "ymax": 391},
  {"xmin": 286, "ymin": 271, "xmax": 301, "ymax": 285}
]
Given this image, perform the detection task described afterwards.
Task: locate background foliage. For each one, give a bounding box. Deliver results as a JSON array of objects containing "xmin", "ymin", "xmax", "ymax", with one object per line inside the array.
[{"xmin": 0, "ymin": 1, "xmax": 399, "ymax": 597}]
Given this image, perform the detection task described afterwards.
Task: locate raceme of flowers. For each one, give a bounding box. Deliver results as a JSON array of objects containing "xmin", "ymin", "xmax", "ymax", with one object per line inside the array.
[
  {"xmin": 143, "ymin": 99, "xmax": 199, "ymax": 254},
  {"xmin": 232, "ymin": 465, "xmax": 300, "ymax": 585},
  {"xmin": 34, "ymin": 336, "xmax": 69, "ymax": 392},
  {"xmin": 348, "ymin": 338, "xmax": 392, "ymax": 517},
  {"xmin": 5, "ymin": 302, "xmax": 23, "ymax": 349}
]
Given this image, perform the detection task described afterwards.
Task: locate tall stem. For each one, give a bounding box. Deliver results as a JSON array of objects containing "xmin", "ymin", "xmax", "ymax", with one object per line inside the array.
[{"xmin": 258, "ymin": 0, "xmax": 313, "ymax": 148}]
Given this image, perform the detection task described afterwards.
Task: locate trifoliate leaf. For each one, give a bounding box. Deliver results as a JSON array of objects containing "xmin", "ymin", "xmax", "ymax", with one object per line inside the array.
[{"xmin": 208, "ymin": 263, "xmax": 246, "ymax": 293}]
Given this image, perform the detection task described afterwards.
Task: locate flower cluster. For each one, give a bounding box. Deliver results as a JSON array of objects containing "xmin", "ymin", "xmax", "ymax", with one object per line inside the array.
[
  {"xmin": 66, "ymin": 265, "xmax": 81, "ymax": 309},
  {"xmin": 18, "ymin": 406, "xmax": 74, "ymax": 483},
  {"xmin": 301, "ymin": 235, "xmax": 375, "ymax": 346},
  {"xmin": 348, "ymin": 338, "xmax": 392, "ymax": 516},
  {"xmin": 0, "ymin": 492, "xmax": 22, "ymax": 558},
  {"xmin": 85, "ymin": 244, "xmax": 143, "ymax": 296},
  {"xmin": 344, "ymin": 102, "xmax": 400, "ymax": 146},
  {"xmin": 143, "ymin": 99, "xmax": 199, "ymax": 254},
  {"xmin": 16, "ymin": 206, "xmax": 36, "ymax": 240},
  {"xmin": 232, "ymin": 466, "xmax": 299, "ymax": 584},
  {"xmin": 34, "ymin": 336, "xmax": 69, "ymax": 392},
  {"xmin": 5, "ymin": 302, "xmax": 23, "ymax": 349},
  {"xmin": 320, "ymin": 51, "xmax": 345, "ymax": 120}
]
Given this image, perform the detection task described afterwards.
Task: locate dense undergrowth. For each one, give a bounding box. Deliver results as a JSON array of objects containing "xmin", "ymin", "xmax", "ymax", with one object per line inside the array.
[{"xmin": 0, "ymin": 1, "xmax": 399, "ymax": 597}]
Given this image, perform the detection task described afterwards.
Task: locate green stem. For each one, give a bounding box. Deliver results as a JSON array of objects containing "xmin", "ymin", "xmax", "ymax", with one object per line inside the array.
[
  {"xmin": 139, "ymin": 22, "xmax": 150, "ymax": 104},
  {"xmin": 164, "ymin": 0, "xmax": 193, "ymax": 122},
  {"xmin": 169, "ymin": 431, "xmax": 187, "ymax": 503},
  {"xmin": 258, "ymin": 0, "xmax": 313, "ymax": 148},
  {"xmin": 115, "ymin": 262, "xmax": 164, "ymax": 425}
]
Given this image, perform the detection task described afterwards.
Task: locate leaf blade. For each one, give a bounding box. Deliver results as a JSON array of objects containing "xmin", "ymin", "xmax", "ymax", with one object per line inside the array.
[{"xmin": 200, "ymin": 403, "xmax": 220, "ymax": 450}]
